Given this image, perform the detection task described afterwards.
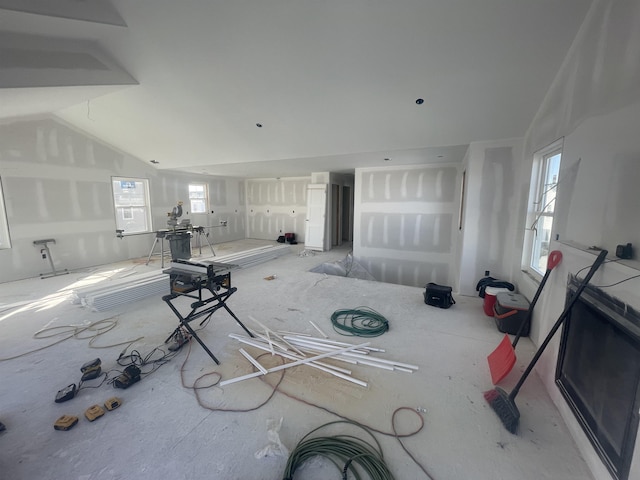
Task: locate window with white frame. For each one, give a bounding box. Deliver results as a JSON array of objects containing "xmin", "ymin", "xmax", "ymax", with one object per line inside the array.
[
  {"xmin": 111, "ymin": 177, "xmax": 152, "ymax": 234},
  {"xmin": 524, "ymin": 140, "xmax": 562, "ymax": 276},
  {"xmin": 0, "ymin": 176, "xmax": 11, "ymax": 249},
  {"xmin": 188, "ymin": 183, "xmax": 208, "ymax": 214}
]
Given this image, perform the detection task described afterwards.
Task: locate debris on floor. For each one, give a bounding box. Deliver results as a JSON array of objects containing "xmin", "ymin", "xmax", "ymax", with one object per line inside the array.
[
  {"xmin": 309, "ymin": 253, "xmax": 376, "ymax": 280},
  {"xmin": 224, "ymin": 328, "xmax": 418, "ymax": 388}
]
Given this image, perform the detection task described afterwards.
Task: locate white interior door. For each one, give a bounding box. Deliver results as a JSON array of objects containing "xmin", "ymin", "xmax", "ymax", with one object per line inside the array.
[{"xmin": 305, "ymin": 184, "xmax": 327, "ymax": 251}]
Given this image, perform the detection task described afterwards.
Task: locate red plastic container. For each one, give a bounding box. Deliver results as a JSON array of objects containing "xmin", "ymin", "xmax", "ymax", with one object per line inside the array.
[{"xmin": 483, "ymin": 286, "xmax": 511, "ymax": 316}]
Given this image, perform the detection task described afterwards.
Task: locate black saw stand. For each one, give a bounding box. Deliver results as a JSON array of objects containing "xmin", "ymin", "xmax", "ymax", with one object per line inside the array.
[{"xmin": 162, "ymin": 260, "xmax": 254, "ymax": 364}]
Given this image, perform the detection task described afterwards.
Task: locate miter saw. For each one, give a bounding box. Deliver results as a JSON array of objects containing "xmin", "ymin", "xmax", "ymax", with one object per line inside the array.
[{"xmin": 167, "ymin": 201, "xmax": 190, "ymax": 228}]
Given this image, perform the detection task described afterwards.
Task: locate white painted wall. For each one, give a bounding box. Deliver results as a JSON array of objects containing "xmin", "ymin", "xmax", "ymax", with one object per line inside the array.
[
  {"xmin": 0, "ymin": 117, "xmax": 246, "ymax": 283},
  {"xmin": 512, "ymin": 1, "xmax": 640, "ymax": 478}
]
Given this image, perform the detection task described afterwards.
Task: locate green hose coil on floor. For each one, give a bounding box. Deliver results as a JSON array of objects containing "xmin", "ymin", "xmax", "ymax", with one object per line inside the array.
[
  {"xmin": 330, "ymin": 307, "xmax": 390, "ymax": 337},
  {"xmin": 282, "ymin": 420, "xmax": 395, "ymax": 480}
]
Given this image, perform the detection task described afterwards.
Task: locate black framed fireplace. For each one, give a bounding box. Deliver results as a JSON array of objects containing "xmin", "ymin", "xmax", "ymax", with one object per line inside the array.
[{"xmin": 556, "ymin": 276, "xmax": 640, "ymax": 480}]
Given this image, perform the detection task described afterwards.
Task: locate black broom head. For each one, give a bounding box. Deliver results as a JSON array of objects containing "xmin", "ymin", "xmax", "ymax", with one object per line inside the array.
[{"xmin": 484, "ymin": 387, "xmax": 520, "ymax": 434}]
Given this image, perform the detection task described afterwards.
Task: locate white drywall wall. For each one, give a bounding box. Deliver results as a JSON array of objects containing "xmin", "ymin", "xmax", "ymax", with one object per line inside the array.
[
  {"xmin": 353, "ymin": 163, "xmax": 461, "ymax": 288},
  {"xmin": 514, "ymin": 1, "xmax": 640, "ymax": 478},
  {"xmin": 0, "ymin": 117, "xmax": 246, "ymax": 283},
  {"xmin": 457, "ymin": 138, "xmax": 523, "ymax": 296},
  {"xmin": 244, "ymin": 177, "xmax": 310, "ymax": 243}
]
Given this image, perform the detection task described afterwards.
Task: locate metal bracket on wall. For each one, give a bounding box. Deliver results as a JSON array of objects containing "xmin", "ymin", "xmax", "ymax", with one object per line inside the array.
[{"xmin": 33, "ymin": 239, "xmax": 69, "ymax": 279}]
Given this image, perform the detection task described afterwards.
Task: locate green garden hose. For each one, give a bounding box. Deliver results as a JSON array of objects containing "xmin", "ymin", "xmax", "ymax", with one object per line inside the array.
[
  {"xmin": 282, "ymin": 420, "xmax": 395, "ymax": 480},
  {"xmin": 330, "ymin": 307, "xmax": 390, "ymax": 337}
]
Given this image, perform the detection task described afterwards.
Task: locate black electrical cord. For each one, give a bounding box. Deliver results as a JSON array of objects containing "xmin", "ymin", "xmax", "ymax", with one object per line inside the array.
[
  {"xmin": 574, "ymin": 258, "xmax": 640, "ymax": 288},
  {"xmin": 330, "ymin": 307, "xmax": 390, "ymax": 337}
]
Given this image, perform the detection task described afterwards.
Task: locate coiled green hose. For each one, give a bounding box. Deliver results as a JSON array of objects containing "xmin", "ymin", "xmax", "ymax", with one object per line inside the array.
[
  {"xmin": 282, "ymin": 420, "xmax": 395, "ymax": 480},
  {"xmin": 330, "ymin": 307, "xmax": 390, "ymax": 337}
]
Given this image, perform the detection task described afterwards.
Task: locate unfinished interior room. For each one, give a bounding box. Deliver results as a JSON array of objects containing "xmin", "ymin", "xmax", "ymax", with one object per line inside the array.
[{"xmin": 1, "ymin": 1, "xmax": 640, "ymax": 479}]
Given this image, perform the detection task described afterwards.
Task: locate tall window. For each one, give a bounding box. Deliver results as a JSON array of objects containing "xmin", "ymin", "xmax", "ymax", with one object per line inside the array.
[
  {"xmin": 524, "ymin": 140, "xmax": 562, "ymax": 276},
  {"xmin": 112, "ymin": 177, "xmax": 152, "ymax": 234},
  {"xmin": 0, "ymin": 176, "xmax": 11, "ymax": 249},
  {"xmin": 189, "ymin": 183, "xmax": 208, "ymax": 214}
]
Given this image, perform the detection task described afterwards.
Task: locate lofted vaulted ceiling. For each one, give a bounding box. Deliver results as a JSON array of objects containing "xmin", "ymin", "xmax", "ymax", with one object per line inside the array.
[{"xmin": 0, "ymin": 0, "xmax": 592, "ymax": 178}]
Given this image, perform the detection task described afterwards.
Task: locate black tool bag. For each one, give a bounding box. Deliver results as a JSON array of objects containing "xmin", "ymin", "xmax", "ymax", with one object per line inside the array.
[{"xmin": 424, "ymin": 283, "xmax": 456, "ymax": 309}]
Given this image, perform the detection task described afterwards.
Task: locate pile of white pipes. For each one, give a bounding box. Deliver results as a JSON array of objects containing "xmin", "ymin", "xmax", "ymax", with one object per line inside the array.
[
  {"xmin": 212, "ymin": 244, "xmax": 291, "ymax": 268},
  {"xmin": 72, "ymin": 244, "xmax": 292, "ymax": 312},
  {"xmin": 71, "ymin": 271, "xmax": 168, "ymax": 312},
  {"xmin": 223, "ymin": 319, "xmax": 418, "ymax": 388}
]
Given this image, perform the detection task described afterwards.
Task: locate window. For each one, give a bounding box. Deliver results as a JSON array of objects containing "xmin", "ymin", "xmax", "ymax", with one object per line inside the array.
[
  {"xmin": 111, "ymin": 177, "xmax": 152, "ymax": 234},
  {"xmin": 0, "ymin": 176, "xmax": 11, "ymax": 249},
  {"xmin": 189, "ymin": 183, "xmax": 208, "ymax": 214},
  {"xmin": 524, "ymin": 140, "xmax": 562, "ymax": 276}
]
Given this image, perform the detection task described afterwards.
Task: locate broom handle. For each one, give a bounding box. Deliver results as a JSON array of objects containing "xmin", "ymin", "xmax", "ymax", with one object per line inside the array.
[
  {"xmin": 508, "ymin": 249, "xmax": 607, "ymax": 401},
  {"xmin": 512, "ymin": 250, "xmax": 563, "ymax": 348}
]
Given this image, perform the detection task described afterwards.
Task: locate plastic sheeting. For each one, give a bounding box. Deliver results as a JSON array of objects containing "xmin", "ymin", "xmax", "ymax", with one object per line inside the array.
[{"xmin": 309, "ymin": 253, "xmax": 376, "ymax": 281}]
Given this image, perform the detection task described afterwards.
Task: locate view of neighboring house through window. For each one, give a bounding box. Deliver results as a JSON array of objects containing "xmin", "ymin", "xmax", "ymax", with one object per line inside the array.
[
  {"xmin": 525, "ymin": 140, "xmax": 562, "ymax": 276},
  {"xmin": 0, "ymin": 176, "xmax": 11, "ymax": 249},
  {"xmin": 189, "ymin": 183, "xmax": 208, "ymax": 214},
  {"xmin": 111, "ymin": 177, "xmax": 152, "ymax": 234}
]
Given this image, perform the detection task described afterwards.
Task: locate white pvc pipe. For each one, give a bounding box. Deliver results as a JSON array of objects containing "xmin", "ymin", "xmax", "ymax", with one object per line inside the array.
[
  {"xmin": 228, "ymin": 334, "xmax": 354, "ymax": 374},
  {"xmin": 239, "ymin": 348, "xmax": 268, "ymax": 375},
  {"xmin": 220, "ymin": 342, "xmax": 370, "ymax": 386},
  {"xmin": 284, "ymin": 334, "xmax": 385, "ymax": 352},
  {"xmin": 309, "ymin": 320, "xmax": 329, "ymax": 338}
]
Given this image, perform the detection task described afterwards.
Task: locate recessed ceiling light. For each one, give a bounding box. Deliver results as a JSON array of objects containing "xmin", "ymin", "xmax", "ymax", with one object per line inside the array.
[
  {"xmin": 150, "ymin": 159, "xmax": 159, "ymax": 164},
  {"xmin": 384, "ymin": 158, "xmax": 391, "ymax": 161},
  {"xmin": 415, "ymin": 98, "xmax": 424, "ymax": 105},
  {"xmin": 256, "ymin": 123, "xmax": 263, "ymax": 128}
]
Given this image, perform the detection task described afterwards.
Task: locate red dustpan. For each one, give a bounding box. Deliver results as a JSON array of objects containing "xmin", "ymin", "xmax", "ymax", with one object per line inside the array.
[{"xmin": 487, "ymin": 250, "xmax": 563, "ymax": 384}]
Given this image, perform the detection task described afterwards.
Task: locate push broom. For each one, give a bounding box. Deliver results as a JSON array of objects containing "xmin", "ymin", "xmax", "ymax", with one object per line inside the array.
[
  {"xmin": 484, "ymin": 249, "xmax": 607, "ymax": 434},
  {"xmin": 486, "ymin": 250, "xmax": 563, "ymax": 384}
]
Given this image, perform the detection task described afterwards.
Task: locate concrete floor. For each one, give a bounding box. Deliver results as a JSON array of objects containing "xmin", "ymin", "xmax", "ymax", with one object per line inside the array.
[{"xmin": 0, "ymin": 240, "xmax": 595, "ymax": 480}]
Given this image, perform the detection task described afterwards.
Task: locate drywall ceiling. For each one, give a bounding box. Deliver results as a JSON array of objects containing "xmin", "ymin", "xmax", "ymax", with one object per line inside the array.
[{"xmin": 0, "ymin": 0, "xmax": 592, "ymax": 178}]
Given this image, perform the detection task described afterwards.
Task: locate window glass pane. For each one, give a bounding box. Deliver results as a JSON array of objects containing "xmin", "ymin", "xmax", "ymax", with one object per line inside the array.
[
  {"xmin": 112, "ymin": 177, "xmax": 151, "ymax": 234},
  {"xmin": 189, "ymin": 184, "xmax": 205, "ymax": 198},
  {"xmin": 541, "ymin": 152, "xmax": 561, "ymax": 214},
  {"xmin": 532, "ymin": 214, "xmax": 553, "ymax": 273},
  {"xmin": 191, "ymin": 199, "xmax": 207, "ymax": 213},
  {"xmin": 530, "ymin": 151, "xmax": 561, "ymax": 274},
  {"xmin": 188, "ymin": 184, "xmax": 207, "ymax": 213}
]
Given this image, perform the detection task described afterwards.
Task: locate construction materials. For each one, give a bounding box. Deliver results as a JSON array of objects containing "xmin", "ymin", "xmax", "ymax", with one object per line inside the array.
[
  {"xmin": 484, "ymin": 249, "xmax": 607, "ymax": 434},
  {"xmin": 73, "ymin": 244, "xmax": 290, "ymax": 312},
  {"xmin": 487, "ymin": 250, "xmax": 562, "ymax": 385},
  {"xmin": 309, "ymin": 320, "xmax": 329, "ymax": 338},
  {"xmin": 220, "ymin": 341, "xmax": 371, "ymax": 387},
  {"xmin": 226, "ymin": 329, "xmax": 418, "ymax": 388}
]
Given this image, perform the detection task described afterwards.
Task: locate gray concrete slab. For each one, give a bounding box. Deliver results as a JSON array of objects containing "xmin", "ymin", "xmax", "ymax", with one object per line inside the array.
[{"xmin": 0, "ymin": 241, "xmax": 594, "ymax": 480}]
